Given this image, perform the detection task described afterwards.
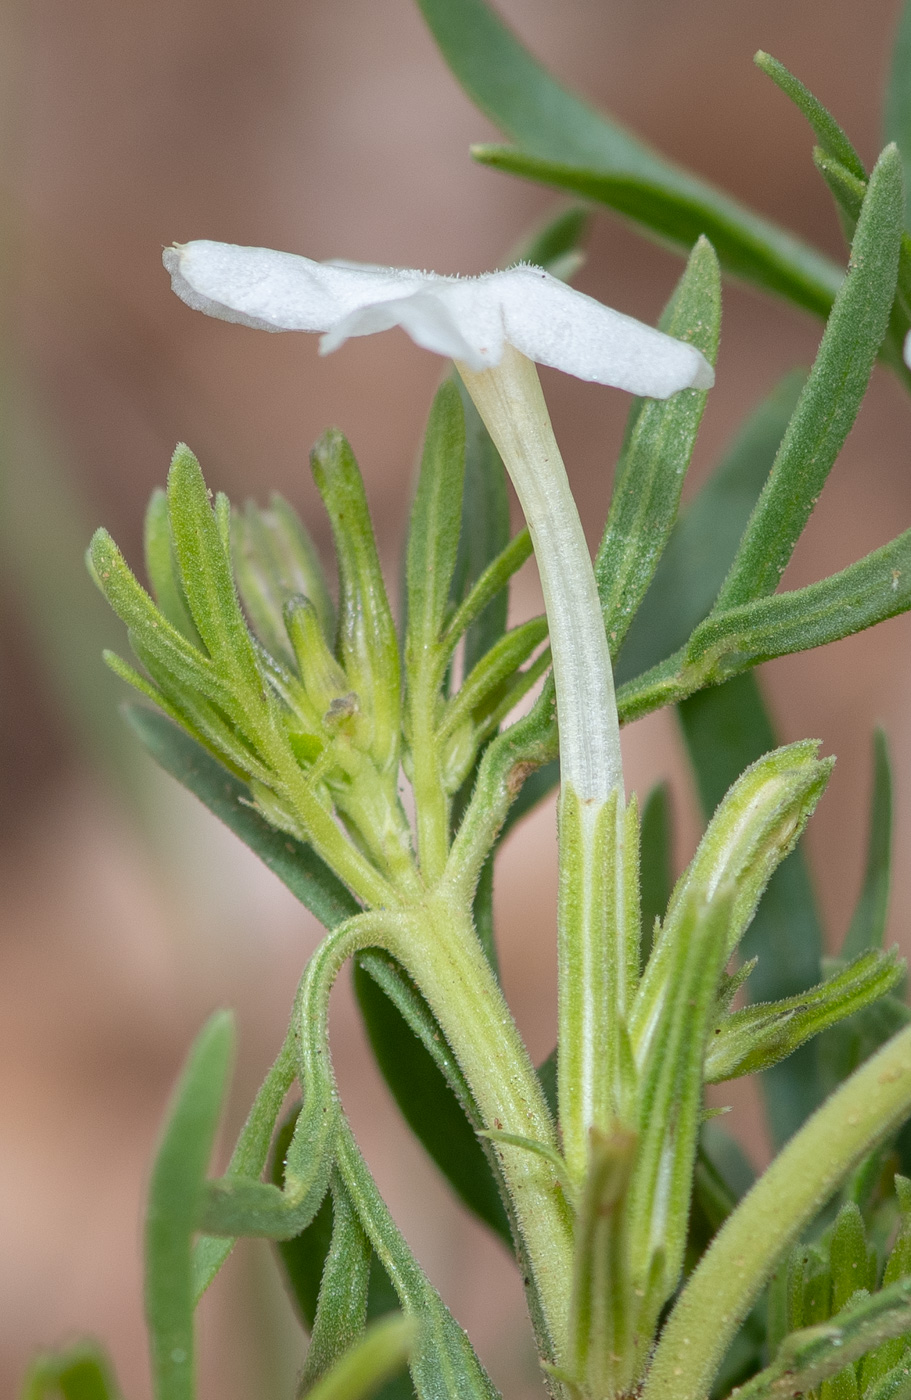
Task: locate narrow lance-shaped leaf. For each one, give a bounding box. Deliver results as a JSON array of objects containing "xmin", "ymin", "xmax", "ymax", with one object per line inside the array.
[
  {"xmin": 615, "ymin": 370, "xmax": 805, "ymax": 685},
  {"xmin": 626, "ymin": 889, "xmax": 735, "ymax": 1344},
  {"xmin": 755, "ymin": 51, "xmax": 866, "ymax": 179},
  {"xmin": 638, "ymin": 782, "xmax": 673, "ymax": 970},
  {"xmin": 830, "ymin": 1201, "xmax": 871, "ymax": 1314},
  {"xmin": 705, "ymin": 948, "xmax": 905, "ymax": 1083},
  {"xmin": 269, "ymin": 1109, "xmax": 336, "ymax": 1329},
  {"xmin": 810, "ymin": 152, "xmax": 911, "ymax": 371},
  {"xmin": 303, "ymin": 1174, "xmax": 372, "ymax": 1387},
  {"xmin": 144, "ymin": 488, "xmax": 202, "ymax": 645},
  {"xmin": 642, "ymin": 1021, "xmax": 911, "ymax": 1400},
  {"xmin": 200, "ymin": 917, "xmax": 376, "ymax": 1240},
  {"xmin": 596, "ymin": 236, "xmax": 721, "ymax": 657},
  {"xmin": 312, "ymin": 430, "xmax": 401, "ymax": 774},
  {"xmin": 269, "ymin": 1110, "xmax": 418, "ymax": 1400},
  {"xmin": 145, "ymin": 1011, "xmax": 234, "ymax": 1400},
  {"xmin": 885, "ymin": 0, "xmax": 911, "ymax": 225},
  {"xmin": 406, "ymin": 380, "xmax": 466, "ymax": 668},
  {"xmin": 676, "ymin": 675, "xmax": 825, "ymax": 1146},
  {"xmin": 843, "ymin": 729, "xmax": 893, "ymax": 960},
  {"xmin": 862, "ymin": 1177, "xmax": 911, "ymax": 1388},
  {"xmin": 728, "ymin": 1277, "xmax": 911, "ymax": 1400},
  {"xmin": 630, "ymin": 741, "xmax": 832, "ymax": 1069},
  {"xmin": 336, "ymin": 1121, "xmax": 503, "ymax": 1400},
  {"xmin": 305, "ymin": 1317, "xmax": 417, "ymax": 1400},
  {"xmin": 713, "ymin": 144, "xmax": 904, "ymax": 611},
  {"xmin": 166, "ymin": 445, "xmax": 262, "ymax": 697},
  {"xmin": 414, "ymin": 0, "xmax": 845, "ymax": 317},
  {"xmin": 613, "ymin": 524, "xmax": 911, "ymax": 723},
  {"xmin": 567, "ymin": 1128, "xmax": 638, "ymax": 1398}
]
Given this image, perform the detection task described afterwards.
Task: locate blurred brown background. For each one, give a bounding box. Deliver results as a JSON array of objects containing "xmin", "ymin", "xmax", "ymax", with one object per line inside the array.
[{"xmin": 3, "ymin": 0, "xmax": 911, "ymax": 1395}]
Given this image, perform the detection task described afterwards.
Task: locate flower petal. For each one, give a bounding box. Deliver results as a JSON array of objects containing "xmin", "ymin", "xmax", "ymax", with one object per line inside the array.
[
  {"xmin": 163, "ymin": 242, "xmax": 423, "ymax": 333},
  {"xmin": 495, "ymin": 265, "xmax": 714, "ymax": 397},
  {"xmin": 163, "ymin": 242, "xmax": 714, "ymax": 395}
]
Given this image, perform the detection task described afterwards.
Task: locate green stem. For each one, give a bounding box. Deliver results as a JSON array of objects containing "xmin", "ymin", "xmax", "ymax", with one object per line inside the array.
[
  {"xmin": 642, "ymin": 1021, "xmax": 911, "ymax": 1400},
  {"xmin": 292, "ymin": 892, "xmax": 575, "ymax": 1361},
  {"xmin": 397, "ymin": 888, "xmax": 576, "ymax": 1362}
]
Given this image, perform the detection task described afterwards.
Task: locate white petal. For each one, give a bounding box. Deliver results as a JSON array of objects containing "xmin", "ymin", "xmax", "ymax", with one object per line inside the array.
[
  {"xmin": 163, "ymin": 242, "xmax": 714, "ymax": 395},
  {"xmin": 495, "ymin": 265, "xmax": 714, "ymax": 397},
  {"xmin": 163, "ymin": 242, "xmax": 424, "ymax": 333},
  {"xmin": 904, "ymin": 328, "xmax": 911, "ymax": 370}
]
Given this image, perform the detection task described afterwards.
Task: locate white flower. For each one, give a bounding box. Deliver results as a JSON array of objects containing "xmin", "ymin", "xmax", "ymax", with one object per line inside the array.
[{"xmin": 163, "ymin": 241, "xmax": 713, "ymax": 399}]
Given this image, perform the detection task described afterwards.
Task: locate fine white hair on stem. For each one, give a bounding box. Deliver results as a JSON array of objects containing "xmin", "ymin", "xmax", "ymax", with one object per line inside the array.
[{"xmin": 164, "ymin": 241, "xmax": 714, "ymax": 396}]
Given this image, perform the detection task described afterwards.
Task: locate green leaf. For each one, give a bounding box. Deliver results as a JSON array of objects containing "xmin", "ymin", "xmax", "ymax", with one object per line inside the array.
[
  {"xmin": 312, "ymin": 429, "xmax": 401, "ymax": 774},
  {"xmin": 233, "ymin": 494, "xmax": 334, "ymax": 665},
  {"xmin": 674, "ymin": 525, "xmax": 911, "ymax": 689},
  {"xmin": 144, "ymin": 488, "xmax": 202, "ymax": 645},
  {"xmin": 812, "ymin": 731, "xmax": 903, "ymax": 1103},
  {"xmin": 705, "ymin": 949, "xmax": 905, "ymax": 1083},
  {"xmin": 631, "ymin": 740, "xmax": 832, "ymax": 1070},
  {"xmin": 639, "ymin": 782, "xmax": 673, "ymax": 971},
  {"xmin": 567, "ymin": 1127, "xmax": 638, "ymax": 1396},
  {"xmin": 88, "ymin": 531, "xmax": 232, "ymax": 714},
  {"xmin": 354, "ymin": 953, "xmax": 511, "ymax": 1244},
  {"xmin": 125, "ymin": 708, "xmax": 358, "ymax": 932},
  {"xmin": 596, "ymin": 236, "xmax": 721, "ymax": 657},
  {"xmin": 269, "ymin": 1109, "xmax": 336, "ymax": 1329},
  {"xmin": 440, "ymin": 616, "xmax": 547, "ymax": 742},
  {"xmin": 885, "ymin": 0, "xmax": 911, "ymax": 225},
  {"xmin": 442, "ymin": 528, "xmax": 532, "ymax": 666},
  {"xmin": 864, "ymin": 1352, "xmax": 911, "ymax": 1400},
  {"xmin": 166, "ymin": 446, "xmax": 261, "ymax": 696},
  {"xmin": 714, "ymin": 145, "xmax": 904, "ymax": 612},
  {"xmin": 644, "ymin": 1021, "xmax": 911, "ymax": 1400},
  {"xmin": 20, "ymin": 1343, "xmax": 122, "ymax": 1400},
  {"xmin": 336, "ymin": 1122, "xmax": 501, "ymax": 1400},
  {"xmin": 627, "ymin": 889, "xmax": 736, "ymax": 1329},
  {"xmin": 145, "ymin": 1011, "xmax": 234, "ymax": 1400},
  {"xmin": 830, "ymin": 1202, "xmax": 871, "ymax": 1314},
  {"xmin": 303, "ymin": 1175, "xmax": 372, "ymax": 1386},
  {"xmin": 475, "ymin": 143, "xmax": 845, "ymax": 321},
  {"xmin": 449, "ymin": 379, "xmax": 513, "ymax": 678},
  {"xmin": 305, "ymin": 1317, "xmax": 416, "ymax": 1400},
  {"xmin": 729, "ymin": 1277, "xmax": 911, "ymax": 1400},
  {"xmin": 615, "ymin": 371, "xmax": 806, "ymax": 687},
  {"xmin": 843, "ymin": 730, "xmax": 893, "ymax": 960},
  {"xmin": 406, "ymin": 381, "xmax": 466, "ymax": 669},
  {"xmin": 270, "ymin": 1112, "xmax": 417, "ymax": 1400},
  {"xmin": 863, "ymin": 1180, "xmax": 911, "ymax": 1387},
  {"xmin": 755, "ymin": 52, "xmax": 865, "ymax": 180},
  {"xmin": 415, "ymin": 0, "xmax": 843, "ymax": 317},
  {"xmin": 677, "ymin": 674, "xmax": 825, "ymax": 1146}
]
